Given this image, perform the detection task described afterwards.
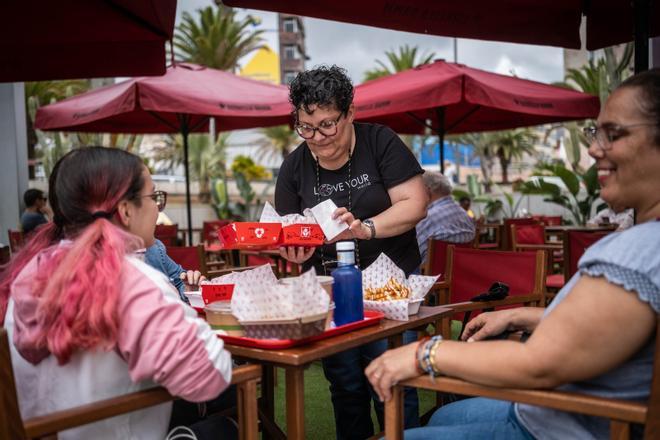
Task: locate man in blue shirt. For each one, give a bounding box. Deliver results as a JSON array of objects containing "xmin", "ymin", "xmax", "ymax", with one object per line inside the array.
[
  {"xmin": 20, "ymin": 189, "xmax": 50, "ymax": 235},
  {"xmin": 416, "ymin": 172, "xmax": 475, "ymax": 264}
]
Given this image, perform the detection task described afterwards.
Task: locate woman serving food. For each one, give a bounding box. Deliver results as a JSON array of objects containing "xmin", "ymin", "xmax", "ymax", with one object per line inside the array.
[{"xmin": 275, "ymin": 65, "xmax": 428, "ymax": 439}]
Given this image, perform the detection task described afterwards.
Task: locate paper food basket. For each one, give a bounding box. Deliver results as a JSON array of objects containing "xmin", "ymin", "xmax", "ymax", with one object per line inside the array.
[{"xmin": 240, "ymin": 312, "xmax": 328, "ymax": 340}]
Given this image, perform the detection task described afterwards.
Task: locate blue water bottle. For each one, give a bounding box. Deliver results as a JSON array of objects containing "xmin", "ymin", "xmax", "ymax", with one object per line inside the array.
[{"xmin": 332, "ymin": 241, "xmax": 364, "ymax": 326}]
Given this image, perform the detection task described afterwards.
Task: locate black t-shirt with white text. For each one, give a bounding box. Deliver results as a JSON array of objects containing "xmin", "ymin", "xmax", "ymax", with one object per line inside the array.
[{"xmin": 275, "ymin": 122, "xmax": 424, "ymax": 275}]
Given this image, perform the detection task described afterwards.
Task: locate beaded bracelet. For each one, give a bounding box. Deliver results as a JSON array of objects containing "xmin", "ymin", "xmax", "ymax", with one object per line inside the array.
[
  {"xmin": 417, "ymin": 335, "xmax": 443, "ymax": 377},
  {"xmin": 428, "ymin": 338, "xmax": 444, "ymax": 376},
  {"xmin": 415, "ymin": 337, "xmax": 430, "ymax": 374}
]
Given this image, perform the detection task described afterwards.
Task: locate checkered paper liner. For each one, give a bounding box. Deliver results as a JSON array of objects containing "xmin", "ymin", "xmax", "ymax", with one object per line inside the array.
[
  {"xmin": 230, "ymin": 267, "xmax": 330, "ymax": 322},
  {"xmin": 206, "ymin": 263, "xmax": 278, "ymax": 285},
  {"xmin": 362, "ymin": 253, "xmax": 439, "ymax": 321},
  {"xmin": 260, "ymin": 201, "xmax": 317, "ymax": 226}
]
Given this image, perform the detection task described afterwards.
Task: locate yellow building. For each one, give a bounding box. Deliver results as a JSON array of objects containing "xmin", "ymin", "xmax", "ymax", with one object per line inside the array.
[{"xmin": 239, "ymin": 45, "xmax": 280, "ymax": 84}]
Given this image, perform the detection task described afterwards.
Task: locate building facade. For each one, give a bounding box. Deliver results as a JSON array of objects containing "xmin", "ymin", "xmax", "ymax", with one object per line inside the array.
[{"xmin": 278, "ymin": 14, "xmax": 308, "ymax": 84}]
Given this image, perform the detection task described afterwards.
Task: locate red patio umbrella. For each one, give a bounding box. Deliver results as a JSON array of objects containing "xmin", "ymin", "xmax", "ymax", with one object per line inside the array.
[
  {"xmin": 353, "ymin": 60, "xmax": 600, "ymax": 171},
  {"xmin": 35, "ymin": 63, "xmax": 292, "ymax": 243},
  {"xmin": 222, "ymin": 0, "xmax": 658, "ymax": 71},
  {"xmin": 0, "ymin": 0, "xmax": 177, "ymax": 82}
]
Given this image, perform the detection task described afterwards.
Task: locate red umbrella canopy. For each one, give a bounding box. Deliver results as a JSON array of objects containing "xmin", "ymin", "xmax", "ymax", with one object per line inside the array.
[
  {"xmin": 222, "ymin": 0, "xmax": 659, "ymax": 51},
  {"xmin": 34, "ymin": 63, "xmax": 292, "ymax": 133},
  {"xmin": 353, "ymin": 60, "xmax": 600, "ymax": 135},
  {"xmin": 1, "ymin": 0, "xmax": 176, "ymax": 82}
]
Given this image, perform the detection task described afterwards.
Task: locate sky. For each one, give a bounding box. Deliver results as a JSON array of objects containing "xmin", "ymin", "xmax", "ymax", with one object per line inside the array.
[{"xmin": 176, "ymin": 0, "xmax": 567, "ymax": 85}]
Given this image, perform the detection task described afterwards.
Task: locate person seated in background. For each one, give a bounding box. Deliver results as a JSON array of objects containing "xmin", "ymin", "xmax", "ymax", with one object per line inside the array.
[
  {"xmin": 587, "ymin": 202, "xmax": 634, "ymax": 230},
  {"xmin": 365, "ymin": 68, "xmax": 660, "ymax": 439},
  {"xmin": 416, "ymin": 172, "xmax": 475, "ymax": 264},
  {"xmin": 458, "ymin": 195, "xmax": 475, "ymax": 219},
  {"xmin": 443, "ymin": 160, "xmax": 458, "ymax": 184},
  {"xmin": 1, "ymin": 147, "xmax": 234, "ymax": 440},
  {"xmin": 20, "ymin": 189, "xmax": 51, "ymax": 234},
  {"xmin": 144, "ymin": 238, "xmax": 204, "ymax": 304}
]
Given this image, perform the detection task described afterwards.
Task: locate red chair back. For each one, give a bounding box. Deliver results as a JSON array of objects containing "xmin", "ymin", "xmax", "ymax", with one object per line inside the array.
[
  {"xmin": 166, "ymin": 245, "xmax": 205, "ymax": 272},
  {"xmin": 155, "ymin": 224, "xmax": 179, "ymax": 246},
  {"xmin": 450, "ymin": 247, "xmax": 543, "ymax": 304},
  {"xmin": 445, "ymin": 246, "xmax": 545, "ymax": 323},
  {"xmin": 0, "ymin": 245, "xmax": 10, "ymax": 265},
  {"xmin": 541, "ymin": 216, "xmax": 563, "ymax": 226},
  {"xmin": 504, "ymin": 218, "xmax": 538, "ymax": 227},
  {"xmin": 425, "ymin": 239, "xmax": 473, "ymax": 280},
  {"xmin": 7, "ymin": 230, "xmax": 23, "ymax": 253},
  {"xmin": 512, "ymin": 224, "xmax": 546, "ymax": 245},
  {"xmin": 502, "ymin": 218, "xmax": 538, "ymax": 250},
  {"xmin": 203, "ymin": 220, "xmax": 231, "ymax": 243},
  {"xmin": 565, "ymin": 230, "xmax": 612, "ymax": 280}
]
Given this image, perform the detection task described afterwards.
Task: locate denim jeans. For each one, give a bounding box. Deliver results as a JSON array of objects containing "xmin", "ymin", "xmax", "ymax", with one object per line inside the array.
[
  {"xmin": 322, "ymin": 330, "xmax": 420, "ymax": 440},
  {"xmin": 403, "ymin": 398, "xmax": 535, "ymax": 440}
]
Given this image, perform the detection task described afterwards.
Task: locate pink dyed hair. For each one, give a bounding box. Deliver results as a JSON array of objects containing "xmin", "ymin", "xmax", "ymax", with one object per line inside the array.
[{"xmin": 0, "ymin": 147, "xmax": 145, "ymax": 364}]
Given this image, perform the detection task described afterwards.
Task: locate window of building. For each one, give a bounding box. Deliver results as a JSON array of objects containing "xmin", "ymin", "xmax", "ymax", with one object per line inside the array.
[
  {"xmin": 284, "ymin": 45, "xmax": 297, "ymax": 60},
  {"xmin": 284, "ymin": 71, "xmax": 297, "ymax": 84},
  {"xmin": 283, "ymin": 18, "xmax": 297, "ymax": 33}
]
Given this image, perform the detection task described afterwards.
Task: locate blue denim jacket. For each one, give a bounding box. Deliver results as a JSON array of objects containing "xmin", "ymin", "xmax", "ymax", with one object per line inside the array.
[{"xmin": 144, "ymin": 239, "xmax": 188, "ymax": 303}]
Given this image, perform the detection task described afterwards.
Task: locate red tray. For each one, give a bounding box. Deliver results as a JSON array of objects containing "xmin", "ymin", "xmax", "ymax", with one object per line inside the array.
[{"xmin": 218, "ymin": 310, "xmax": 384, "ymax": 349}]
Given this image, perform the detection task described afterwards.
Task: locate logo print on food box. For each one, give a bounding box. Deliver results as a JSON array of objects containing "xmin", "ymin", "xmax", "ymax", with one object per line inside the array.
[
  {"xmin": 254, "ymin": 227, "xmax": 265, "ymax": 238},
  {"xmin": 301, "ymin": 226, "xmax": 311, "ymax": 238}
]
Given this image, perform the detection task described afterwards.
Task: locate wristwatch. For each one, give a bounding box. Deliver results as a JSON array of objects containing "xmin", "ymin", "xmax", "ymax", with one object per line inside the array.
[{"xmin": 362, "ymin": 219, "xmax": 376, "ymax": 240}]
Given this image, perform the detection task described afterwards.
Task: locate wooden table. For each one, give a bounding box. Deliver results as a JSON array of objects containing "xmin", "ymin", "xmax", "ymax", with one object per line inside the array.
[{"xmin": 223, "ymin": 306, "xmax": 451, "ymax": 440}]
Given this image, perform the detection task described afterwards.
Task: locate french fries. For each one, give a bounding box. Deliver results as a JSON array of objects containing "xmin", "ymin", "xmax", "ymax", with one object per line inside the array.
[{"xmin": 364, "ymin": 277, "xmax": 411, "ymax": 301}]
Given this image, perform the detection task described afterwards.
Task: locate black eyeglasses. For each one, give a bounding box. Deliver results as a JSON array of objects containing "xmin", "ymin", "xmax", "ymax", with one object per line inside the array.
[
  {"xmin": 139, "ymin": 190, "xmax": 167, "ymax": 212},
  {"xmin": 295, "ymin": 113, "xmax": 344, "ymax": 139},
  {"xmin": 583, "ymin": 123, "xmax": 656, "ymax": 151}
]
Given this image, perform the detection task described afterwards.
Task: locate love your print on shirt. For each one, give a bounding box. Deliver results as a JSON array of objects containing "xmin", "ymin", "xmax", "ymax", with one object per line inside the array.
[{"xmin": 313, "ymin": 173, "xmax": 372, "ymax": 197}]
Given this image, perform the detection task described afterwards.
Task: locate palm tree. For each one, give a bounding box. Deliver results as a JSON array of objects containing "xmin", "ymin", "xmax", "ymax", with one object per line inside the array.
[
  {"xmin": 363, "ymin": 44, "xmax": 436, "ymax": 82},
  {"xmin": 452, "ymin": 132, "xmax": 497, "ymax": 192},
  {"xmin": 25, "ymin": 80, "xmax": 90, "ymax": 178},
  {"xmin": 152, "ymin": 133, "xmax": 229, "ymax": 202},
  {"xmin": 551, "ymin": 43, "xmax": 633, "ymax": 172},
  {"xmin": 557, "ymin": 43, "xmax": 633, "ymax": 106},
  {"xmin": 490, "ymin": 129, "xmax": 538, "ymax": 183},
  {"xmin": 174, "ymin": 5, "xmax": 265, "ymax": 72},
  {"xmin": 257, "ymin": 125, "xmax": 298, "ymax": 162}
]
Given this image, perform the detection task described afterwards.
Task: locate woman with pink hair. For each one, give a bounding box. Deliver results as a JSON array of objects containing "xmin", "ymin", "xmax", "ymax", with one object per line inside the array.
[{"xmin": 0, "ymin": 147, "xmax": 233, "ymax": 439}]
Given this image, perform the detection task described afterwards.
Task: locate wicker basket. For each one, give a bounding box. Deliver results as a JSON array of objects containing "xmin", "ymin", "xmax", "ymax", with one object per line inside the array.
[{"xmin": 240, "ymin": 312, "xmax": 327, "ymax": 340}]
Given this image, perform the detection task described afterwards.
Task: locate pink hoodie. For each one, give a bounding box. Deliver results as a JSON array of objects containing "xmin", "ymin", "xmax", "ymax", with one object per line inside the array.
[{"xmin": 6, "ymin": 246, "xmax": 232, "ymax": 440}]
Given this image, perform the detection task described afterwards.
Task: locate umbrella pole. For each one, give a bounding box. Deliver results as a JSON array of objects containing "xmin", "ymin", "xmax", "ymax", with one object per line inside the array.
[
  {"xmin": 633, "ymin": 0, "xmax": 650, "ymax": 73},
  {"xmin": 435, "ymin": 107, "xmax": 446, "ymax": 174},
  {"xmin": 180, "ymin": 116, "xmax": 193, "ymax": 246}
]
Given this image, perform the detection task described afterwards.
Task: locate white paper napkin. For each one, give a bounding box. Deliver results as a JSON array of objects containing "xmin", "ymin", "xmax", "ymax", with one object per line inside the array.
[
  {"xmin": 310, "ymin": 199, "xmax": 348, "ymax": 241},
  {"xmin": 260, "ymin": 201, "xmax": 317, "ymax": 226}
]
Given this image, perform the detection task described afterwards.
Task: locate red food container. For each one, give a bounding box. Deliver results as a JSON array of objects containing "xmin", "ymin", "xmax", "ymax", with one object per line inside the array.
[
  {"xmin": 218, "ymin": 222, "xmax": 281, "ymax": 249},
  {"xmin": 201, "ymin": 283, "xmax": 235, "ymax": 304},
  {"xmin": 280, "ymin": 224, "xmax": 324, "ymax": 246}
]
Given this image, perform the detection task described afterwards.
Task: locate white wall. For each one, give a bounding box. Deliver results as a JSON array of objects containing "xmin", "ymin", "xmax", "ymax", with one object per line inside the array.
[{"xmin": 0, "ymin": 83, "xmax": 28, "ymax": 244}]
